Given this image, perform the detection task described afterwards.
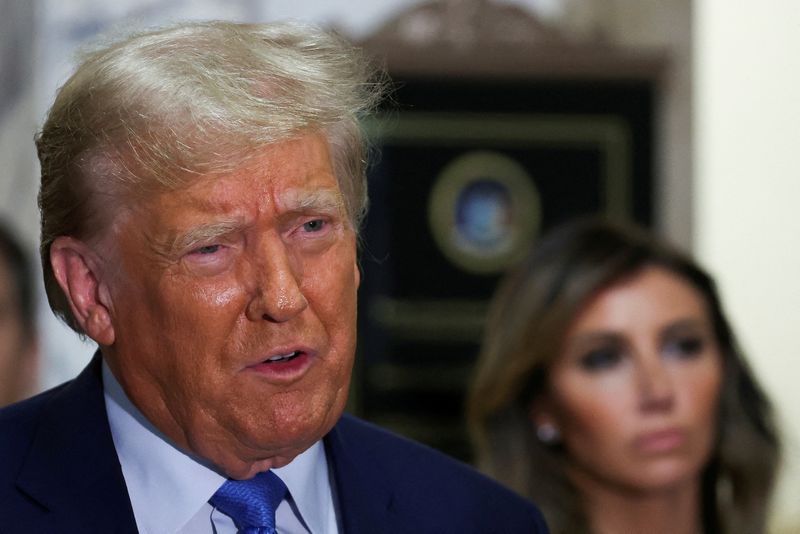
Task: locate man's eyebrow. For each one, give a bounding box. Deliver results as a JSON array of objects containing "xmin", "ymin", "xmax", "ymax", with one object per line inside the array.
[
  {"xmin": 159, "ymin": 218, "xmax": 245, "ymax": 256},
  {"xmin": 283, "ymin": 188, "xmax": 346, "ymax": 213}
]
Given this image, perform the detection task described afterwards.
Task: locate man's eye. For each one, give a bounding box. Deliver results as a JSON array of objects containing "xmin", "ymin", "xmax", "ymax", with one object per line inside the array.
[
  {"xmin": 193, "ymin": 244, "xmax": 221, "ymax": 255},
  {"xmin": 302, "ymin": 219, "xmax": 325, "ymax": 232},
  {"xmin": 579, "ymin": 347, "xmax": 623, "ymax": 371}
]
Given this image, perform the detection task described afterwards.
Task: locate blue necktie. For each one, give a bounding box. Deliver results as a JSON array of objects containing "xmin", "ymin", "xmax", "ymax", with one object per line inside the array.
[{"xmin": 210, "ymin": 470, "xmax": 288, "ymax": 534}]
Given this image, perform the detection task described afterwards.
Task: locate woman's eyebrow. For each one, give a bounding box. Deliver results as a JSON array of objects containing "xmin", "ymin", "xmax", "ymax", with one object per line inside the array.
[
  {"xmin": 660, "ymin": 318, "xmax": 711, "ymax": 339},
  {"xmin": 566, "ymin": 331, "xmax": 622, "ymax": 349}
]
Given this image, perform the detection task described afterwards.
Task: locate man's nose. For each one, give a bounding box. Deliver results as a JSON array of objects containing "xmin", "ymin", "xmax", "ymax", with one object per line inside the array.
[
  {"xmin": 245, "ymin": 243, "xmax": 308, "ymax": 323},
  {"xmin": 637, "ymin": 357, "xmax": 675, "ymax": 412}
]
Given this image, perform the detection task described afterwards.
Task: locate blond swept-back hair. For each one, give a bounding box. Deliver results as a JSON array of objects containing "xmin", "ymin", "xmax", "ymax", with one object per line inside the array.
[
  {"xmin": 468, "ymin": 217, "xmax": 781, "ymax": 534},
  {"xmin": 36, "ymin": 20, "xmax": 387, "ymax": 334}
]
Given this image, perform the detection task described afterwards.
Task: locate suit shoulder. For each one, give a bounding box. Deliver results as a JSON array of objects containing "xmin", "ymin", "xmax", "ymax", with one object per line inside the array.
[
  {"xmin": 0, "ymin": 384, "xmax": 70, "ymax": 477},
  {"xmin": 334, "ymin": 414, "xmax": 484, "ymax": 480},
  {"xmin": 0, "ymin": 383, "xmax": 67, "ymax": 433},
  {"xmin": 332, "ymin": 414, "xmax": 548, "ymax": 532}
]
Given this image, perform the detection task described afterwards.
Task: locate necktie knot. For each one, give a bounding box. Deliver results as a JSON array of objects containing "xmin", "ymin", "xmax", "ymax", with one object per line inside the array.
[{"xmin": 210, "ymin": 470, "xmax": 288, "ymax": 534}]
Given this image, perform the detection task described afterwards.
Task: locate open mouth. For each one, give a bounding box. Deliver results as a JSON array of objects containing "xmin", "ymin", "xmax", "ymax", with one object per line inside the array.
[{"xmin": 265, "ymin": 351, "xmax": 302, "ymax": 363}]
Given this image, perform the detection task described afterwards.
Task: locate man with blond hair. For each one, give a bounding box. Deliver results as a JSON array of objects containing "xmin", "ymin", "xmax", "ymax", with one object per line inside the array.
[{"xmin": 0, "ymin": 21, "xmax": 547, "ymax": 533}]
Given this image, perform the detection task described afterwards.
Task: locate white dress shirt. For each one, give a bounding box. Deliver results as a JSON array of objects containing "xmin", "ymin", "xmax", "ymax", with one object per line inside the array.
[{"xmin": 103, "ymin": 362, "xmax": 340, "ymax": 534}]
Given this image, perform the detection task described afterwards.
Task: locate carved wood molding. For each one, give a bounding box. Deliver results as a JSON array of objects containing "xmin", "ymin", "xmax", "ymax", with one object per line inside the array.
[
  {"xmin": 359, "ymin": 0, "xmax": 666, "ymax": 81},
  {"xmin": 362, "ymin": 0, "xmax": 565, "ymax": 50}
]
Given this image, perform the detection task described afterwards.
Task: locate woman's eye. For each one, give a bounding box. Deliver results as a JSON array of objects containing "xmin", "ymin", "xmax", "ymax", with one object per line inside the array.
[
  {"xmin": 579, "ymin": 347, "xmax": 623, "ymax": 371},
  {"xmin": 302, "ymin": 219, "xmax": 325, "ymax": 233},
  {"xmin": 664, "ymin": 336, "xmax": 705, "ymax": 359}
]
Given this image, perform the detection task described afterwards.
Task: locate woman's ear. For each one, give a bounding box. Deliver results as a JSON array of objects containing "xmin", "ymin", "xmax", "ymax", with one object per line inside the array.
[{"xmin": 49, "ymin": 236, "xmax": 116, "ymax": 346}]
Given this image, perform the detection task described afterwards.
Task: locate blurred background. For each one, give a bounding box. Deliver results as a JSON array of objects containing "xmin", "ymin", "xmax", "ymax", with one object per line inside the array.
[{"xmin": 0, "ymin": 0, "xmax": 797, "ymax": 531}]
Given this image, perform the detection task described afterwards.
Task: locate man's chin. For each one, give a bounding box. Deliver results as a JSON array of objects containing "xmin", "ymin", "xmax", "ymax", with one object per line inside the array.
[
  {"xmin": 205, "ymin": 422, "xmax": 336, "ymax": 479},
  {"xmin": 184, "ymin": 387, "xmax": 349, "ymax": 478},
  {"xmin": 221, "ymin": 453, "xmax": 298, "ymax": 480}
]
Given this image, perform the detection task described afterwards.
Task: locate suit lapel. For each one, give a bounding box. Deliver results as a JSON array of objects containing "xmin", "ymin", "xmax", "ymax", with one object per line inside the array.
[
  {"xmin": 15, "ymin": 353, "xmax": 138, "ymax": 533},
  {"xmin": 324, "ymin": 416, "xmax": 396, "ymax": 533},
  {"xmin": 16, "ymin": 359, "xmax": 398, "ymax": 533}
]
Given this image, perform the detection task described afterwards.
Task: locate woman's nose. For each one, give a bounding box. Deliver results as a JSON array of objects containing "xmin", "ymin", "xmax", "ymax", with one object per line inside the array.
[{"xmin": 637, "ymin": 358, "xmax": 675, "ymax": 412}]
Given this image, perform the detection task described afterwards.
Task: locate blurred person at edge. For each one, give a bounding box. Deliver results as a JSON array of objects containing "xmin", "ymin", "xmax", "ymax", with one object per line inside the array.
[
  {"xmin": 468, "ymin": 217, "xmax": 780, "ymax": 534},
  {"xmin": 0, "ymin": 221, "xmax": 38, "ymax": 407},
  {"xmin": 0, "ymin": 20, "xmax": 548, "ymax": 534}
]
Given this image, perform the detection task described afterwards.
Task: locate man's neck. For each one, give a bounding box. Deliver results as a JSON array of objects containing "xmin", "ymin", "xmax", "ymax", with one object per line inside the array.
[{"xmin": 102, "ymin": 359, "xmax": 339, "ymax": 533}]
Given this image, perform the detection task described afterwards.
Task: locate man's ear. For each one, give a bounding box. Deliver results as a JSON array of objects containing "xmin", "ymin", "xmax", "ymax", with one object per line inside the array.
[{"xmin": 49, "ymin": 236, "xmax": 116, "ymax": 346}]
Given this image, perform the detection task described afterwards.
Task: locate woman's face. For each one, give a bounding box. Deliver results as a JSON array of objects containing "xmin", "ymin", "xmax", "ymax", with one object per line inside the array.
[{"xmin": 533, "ymin": 266, "xmax": 723, "ymax": 495}]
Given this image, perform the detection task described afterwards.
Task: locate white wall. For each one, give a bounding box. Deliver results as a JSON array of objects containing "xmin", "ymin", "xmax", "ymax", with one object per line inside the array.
[{"xmin": 694, "ymin": 1, "xmax": 800, "ymax": 531}]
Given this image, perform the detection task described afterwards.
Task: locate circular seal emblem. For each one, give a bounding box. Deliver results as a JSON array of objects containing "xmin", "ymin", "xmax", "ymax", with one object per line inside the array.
[{"xmin": 428, "ymin": 151, "xmax": 541, "ymax": 274}]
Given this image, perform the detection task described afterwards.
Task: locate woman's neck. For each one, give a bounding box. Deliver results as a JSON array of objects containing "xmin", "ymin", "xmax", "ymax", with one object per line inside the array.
[{"xmin": 573, "ymin": 471, "xmax": 704, "ymax": 534}]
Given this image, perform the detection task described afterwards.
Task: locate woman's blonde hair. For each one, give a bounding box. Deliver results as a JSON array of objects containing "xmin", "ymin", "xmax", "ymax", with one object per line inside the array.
[
  {"xmin": 36, "ymin": 20, "xmax": 387, "ymax": 334},
  {"xmin": 468, "ymin": 217, "xmax": 780, "ymax": 533}
]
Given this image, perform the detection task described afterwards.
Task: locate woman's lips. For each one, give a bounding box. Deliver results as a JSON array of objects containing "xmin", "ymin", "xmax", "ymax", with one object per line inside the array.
[{"xmin": 634, "ymin": 429, "xmax": 686, "ymax": 453}]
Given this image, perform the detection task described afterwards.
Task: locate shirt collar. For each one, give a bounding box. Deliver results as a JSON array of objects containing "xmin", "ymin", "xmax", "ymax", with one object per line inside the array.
[
  {"xmin": 103, "ymin": 361, "xmax": 335, "ymax": 534},
  {"xmin": 273, "ymin": 437, "xmax": 337, "ymax": 533}
]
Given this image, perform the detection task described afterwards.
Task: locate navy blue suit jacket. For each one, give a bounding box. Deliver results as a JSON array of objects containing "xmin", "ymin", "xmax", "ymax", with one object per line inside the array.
[{"xmin": 0, "ymin": 356, "xmax": 547, "ymax": 533}]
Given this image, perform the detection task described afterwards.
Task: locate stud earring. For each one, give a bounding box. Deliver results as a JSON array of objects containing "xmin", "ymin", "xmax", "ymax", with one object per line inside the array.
[{"xmin": 536, "ymin": 423, "xmax": 561, "ymax": 444}]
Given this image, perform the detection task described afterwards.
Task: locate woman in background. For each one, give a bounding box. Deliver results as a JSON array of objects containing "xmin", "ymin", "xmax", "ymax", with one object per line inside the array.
[
  {"xmin": 468, "ymin": 218, "xmax": 780, "ymax": 534},
  {"xmin": 0, "ymin": 220, "xmax": 38, "ymax": 407}
]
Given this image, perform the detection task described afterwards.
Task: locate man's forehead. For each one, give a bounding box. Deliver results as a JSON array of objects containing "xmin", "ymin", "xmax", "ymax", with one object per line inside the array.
[
  {"xmin": 103, "ymin": 133, "xmax": 347, "ymax": 241},
  {"xmin": 124, "ymin": 182, "xmax": 348, "ymax": 258},
  {"xmin": 158, "ymin": 182, "xmax": 345, "ymax": 214},
  {"xmin": 167, "ymin": 135, "xmax": 339, "ymax": 205}
]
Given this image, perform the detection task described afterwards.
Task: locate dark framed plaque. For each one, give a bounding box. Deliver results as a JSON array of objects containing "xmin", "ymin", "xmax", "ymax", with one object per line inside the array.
[{"xmin": 352, "ymin": 1, "xmax": 664, "ymax": 461}]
